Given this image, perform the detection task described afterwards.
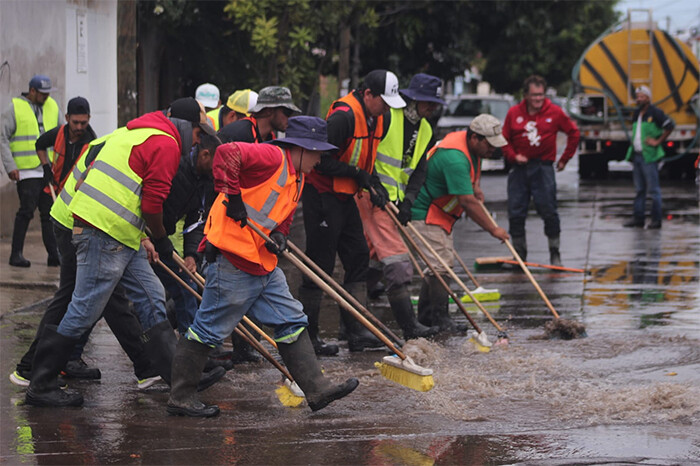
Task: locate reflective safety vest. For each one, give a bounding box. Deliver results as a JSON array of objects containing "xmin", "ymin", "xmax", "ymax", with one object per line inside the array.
[
  {"xmin": 206, "ymin": 107, "xmax": 220, "ymax": 132},
  {"xmin": 67, "ymin": 127, "xmax": 176, "ymax": 250},
  {"xmin": 10, "ymin": 97, "xmax": 59, "ymax": 169},
  {"xmin": 375, "ymin": 108, "xmax": 432, "ymax": 202},
  {"xmin": 424, "ymin": 131, "xmax": 479, "ymax": 234},
  {"xmin": 205, "ymin": 146, "xmax": 302, "ymax": 272},
  {"xmin": 325, "ymin": 93, "xmax": 384, "ymax": 195},
  {"xmin": 240, "ymin": 116, "xmax": 275, "ymax": 143}
]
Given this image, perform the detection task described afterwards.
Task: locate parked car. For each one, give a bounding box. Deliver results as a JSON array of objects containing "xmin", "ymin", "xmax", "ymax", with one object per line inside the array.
[{"xmin": 436, "ymin": 94, "xmax": 515, "ymax": 170}]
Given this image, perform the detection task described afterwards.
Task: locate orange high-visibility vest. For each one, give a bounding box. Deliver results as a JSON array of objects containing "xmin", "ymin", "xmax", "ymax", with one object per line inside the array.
[
  {"xmin": 241, "ymin": 116, "xmax": 275, "ymax": 143},
  {"xmin": 425, "ymin": 131, "xmax": 479, "ymax": 234},
  {"xmin": 325, "ymin": 93, "xmax": 384, "ymax": 194},
  {"xmin": 204, "ymin": 146, "xmax": 302, "ymax": 272}
]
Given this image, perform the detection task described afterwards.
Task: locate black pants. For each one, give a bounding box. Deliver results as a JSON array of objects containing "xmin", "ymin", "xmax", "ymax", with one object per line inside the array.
[
  {"xmin": 17, "ymin": 224, "xmax": 151, "ymax": 378},
  {"xmin": 301, "ymin": 184, "xmax": 369, "ymax": 289},
  {"xmin": 12, "ymin": 177, "xmax": 57, "ymax": 258}
]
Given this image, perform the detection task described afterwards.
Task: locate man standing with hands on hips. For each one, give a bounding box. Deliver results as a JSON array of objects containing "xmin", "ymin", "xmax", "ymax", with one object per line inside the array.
[{"xmin": 502, "ymin": 75, "xmax": 579, "ymax": 267}]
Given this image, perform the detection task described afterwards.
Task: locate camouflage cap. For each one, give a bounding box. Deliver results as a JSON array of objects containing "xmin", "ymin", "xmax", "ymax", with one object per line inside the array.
[{"xmin": 249, "ymin": 86, "xmax": 301, "ymax": 114}]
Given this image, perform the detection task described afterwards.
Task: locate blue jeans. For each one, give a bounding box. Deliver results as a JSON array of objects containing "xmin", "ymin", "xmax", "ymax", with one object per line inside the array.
[
  {"xmin": 187, "ymin": 255, "xmax": 308, "ymax": 348},
  {"xmin": 57, "ymin": 227, "xmax": 168, "ymax": 338},
  {"xmin": 507, "ymin": 161, "xmax": 560, "ymax": 238},
  {"xmin": 632, "ymin": 153, "xmax": 662, "ymax": 222}
]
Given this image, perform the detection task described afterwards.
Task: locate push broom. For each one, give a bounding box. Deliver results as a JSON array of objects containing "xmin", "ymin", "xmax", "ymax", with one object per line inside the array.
[
  {"xmin": 158, "ymin": 257, "xmax": 306, "ymax": 407},
  {"xmin": 477, "ymin": 202, "xmax": 587, "ymax": 339},
  {"xmin": 383, "ymin": 204, "xmax": 493, "ymax": 352},
  {"xmin": 450, "ymin": 247, "xmax": 502, "ymax": 302},
  {"xmin": 247, "ymin": 223, "xmax": 435, "ymax": 392}
]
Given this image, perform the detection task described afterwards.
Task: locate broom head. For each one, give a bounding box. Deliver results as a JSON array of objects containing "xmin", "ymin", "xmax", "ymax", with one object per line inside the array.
[
  {"xmin": 468, "ymin": 330, "xmax": 492, "ymax": 352},
  {"xmin": 460, "ymin": 286, "xmax": 501, "ymax": 303},
  {"xmin": 374, "ymin": 355, "xmax": 434, "ymax": 392},
  {"xmin": 275, "ymin": 378, "xmax": 305, "ymax": 407}
]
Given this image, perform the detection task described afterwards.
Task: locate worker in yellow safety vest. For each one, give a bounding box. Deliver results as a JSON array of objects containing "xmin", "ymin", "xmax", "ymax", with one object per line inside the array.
[{"xmin": 1, "ymin": 74, "xmax": 62, "ymax": 267}]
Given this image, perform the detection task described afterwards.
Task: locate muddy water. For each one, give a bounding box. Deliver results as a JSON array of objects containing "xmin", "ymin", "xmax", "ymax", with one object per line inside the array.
[{"xmin": 1, "ymin": 170, "xmax": 698, "ymax": 464}]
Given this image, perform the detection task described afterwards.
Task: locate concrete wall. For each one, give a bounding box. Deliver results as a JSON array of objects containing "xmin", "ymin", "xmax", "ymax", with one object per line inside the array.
[{"xmin": 0, "ymin": 0, "xmax": 117, "ymax": 237}]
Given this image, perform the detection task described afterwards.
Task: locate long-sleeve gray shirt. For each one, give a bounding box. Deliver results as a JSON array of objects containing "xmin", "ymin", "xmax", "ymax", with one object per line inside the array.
[{"xmin": 1, "ymin": 94, "xmax": 64, "ymax": 180}]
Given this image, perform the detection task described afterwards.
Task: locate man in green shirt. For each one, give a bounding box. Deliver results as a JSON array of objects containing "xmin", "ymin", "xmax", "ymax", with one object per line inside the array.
[{"xmin": 411, "ymin": 114, "xmax": 509, "ymax": 332}]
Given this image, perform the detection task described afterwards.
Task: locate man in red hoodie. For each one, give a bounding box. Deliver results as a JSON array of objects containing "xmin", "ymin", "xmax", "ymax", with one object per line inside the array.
[
  {"xmin": 25, "ymin": 98, "xmax": 218, "ymax": 408},
  {"xmin": 502, "ymin": 75, "xmax": 579, "ymax": 266}
]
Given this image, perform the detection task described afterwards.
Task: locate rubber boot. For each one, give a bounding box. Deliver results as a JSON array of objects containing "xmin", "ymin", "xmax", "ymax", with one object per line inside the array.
[
  {"xmin": 9, "ymin": 216, "xmax": 31, "ymax": 267},
  {"xmin": 62, "ymin": 359, "xmax": 101, "ymax": 380},
  {"xmin": 230, "ymin": 326, "xmax": 262, "ymax": 364},
  {"xmin": 548, "ymin": 236, "xmax": 562, "ymax": 267},
  {"xmin": 387, "ymin": 285, "xmax": 439, "ymax": 340},
  {"xmin": 142, "ymin": 320, "xmax": 225, "ymax": 392},
  {"xmin": 277, "ymin": 330, "xmax": 358, "ymax": 411},
  {"xmin": 340, "ymin": 282, "xmax": 383, "ymax": 352},
  {"xmin": 422, "ymin": 275, "xmax": 467, "ymax": 334},
  {"xmin": 25, "ymin": 325, "xmax": 83, "ymax": 407},
  {"xmin": 298, "ymin": 286, "xmax": 338, "ymax": 356},
  {"xmin": 512, "ymin": 236, "xmax": 527, "ymax": 262},
  {"xmin": 417, "ymin": 279, "xmax": 433, "ymax": 327},
  {"xmin": 167, "ymin": 338, "xmax": 220, "ymax": 417}
]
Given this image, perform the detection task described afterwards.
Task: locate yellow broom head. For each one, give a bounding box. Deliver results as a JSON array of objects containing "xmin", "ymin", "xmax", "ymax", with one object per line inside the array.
[
  {"xmin": 374, "ymin": 355, "xmax": 434, "ymax": 392},
  {"xmin": 468, "ymin": 330, "xmax": 492, "ymax": 353},
  {"xmin": 275, "ymin": 378, "xmax": 305, "ymax": 407},
  {"xmin": 460, "ymin": 286, "xmax": 501, "ymax": 303}
]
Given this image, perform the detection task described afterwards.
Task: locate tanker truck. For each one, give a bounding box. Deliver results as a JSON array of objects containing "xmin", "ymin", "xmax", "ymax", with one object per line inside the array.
[{"xmin": 568, "ymin": 9, "xmax": 699, "ymax": 179}]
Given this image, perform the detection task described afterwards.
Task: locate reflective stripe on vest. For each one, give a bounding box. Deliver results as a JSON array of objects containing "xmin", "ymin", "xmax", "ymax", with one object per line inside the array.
[
  {"xmin": 205, "ymin": 146, "xmax": 302, "ymax": 272},
  {"xmin": 10, "ymin": 97, "xmax": 59, "ymax": 168},
  {"xmin": 424, "ymin": 131, "xmax": 478, "ymax": 233},
  {"xmin": 325, "ymin": 94, "xmax": 384, "ymax": 195},
  {"xmin": 68, "ymin": 127, "xmax": 175, "ymax": 250},
  {"xmin": 375, "ymin": 108, "xmax": 432, "ymax": 202}
]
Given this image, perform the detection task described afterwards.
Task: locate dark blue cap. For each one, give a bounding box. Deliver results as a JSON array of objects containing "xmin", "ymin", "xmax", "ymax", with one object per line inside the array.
[
  {"xmin": 400, "ymin": 73, "xmax": 445, "ymax": 105},
  {"xmin": 268, "ymin": 116, "xmax": 337, "ymax": 152},
  {"xmin": 28, "ymin": 74, "xmax": 55, "ymax": 93},
  {"xmin": 67, "ymin": 97, "xmax": 90, "ymax": 115}
]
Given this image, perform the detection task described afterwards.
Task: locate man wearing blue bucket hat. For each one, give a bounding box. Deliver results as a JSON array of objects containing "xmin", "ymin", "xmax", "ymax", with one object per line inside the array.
[
  {"xmin": 358, "ymin": 73, "xmax": 446, "ymax": 340},
  {"xmin": 167, "ymin": 116, "xmax": 359, "ymax": 417}
]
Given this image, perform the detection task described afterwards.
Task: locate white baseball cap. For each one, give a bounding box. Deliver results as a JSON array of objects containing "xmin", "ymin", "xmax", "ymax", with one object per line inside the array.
[
  {"xmin": 195, "ymin": 83, "xmax": 220, "ymax": 108},
  {"xmin": 364, "ymin": 70, "xmax": 406, "ymax": 109}
]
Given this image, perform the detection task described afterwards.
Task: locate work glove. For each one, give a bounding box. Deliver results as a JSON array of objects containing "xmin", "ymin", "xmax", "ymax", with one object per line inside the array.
[
  {"xmin": 265, "ymin": 231, "xmax": 287, "ymax": 256},
  {"xmin": 152, "ymin": 236, "xmax": 174, "ymax": 260},
  {"xmin": 396, "ymin": 200, "xmax": 413, "ymax": 226},
  {"xmin": 42, "ymin": 163, "xmax": 53, "ymax": 186},
  {"xmin": 354, "ymin": 168, "xmax": 372, "ymax": 191},
  {"xmin": 368, "ymin": 176, "xmax": 389, "ymax": 209},
  {"xmin": 223, "ymin": 193, "xmax": 247, "ymax": 228}
]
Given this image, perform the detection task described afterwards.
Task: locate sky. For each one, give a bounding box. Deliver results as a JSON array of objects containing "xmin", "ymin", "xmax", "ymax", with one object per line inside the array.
[{"xmin": 615, "ymin": 0, "xmax": 699, "ymax": 32}]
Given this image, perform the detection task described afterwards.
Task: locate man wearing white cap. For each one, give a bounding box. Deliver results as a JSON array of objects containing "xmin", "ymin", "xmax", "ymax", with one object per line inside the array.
[
  {"xmin": 299, "ymin": 69, "xmax": 406, "ymax": 355},
  {"xmin": 411, "ymin": 114, "xmax": 510, "ymax": 332},
  {"xmin": 1, "ymin": 74, "xmax": 64, "ymax": 267},
  {"xmin": 195, "ymin": 83, "xmax": 221, "ymax": 111},
  {"xmin": 623, "ymin": 85, "xmax": 674, "ymax": 229}
]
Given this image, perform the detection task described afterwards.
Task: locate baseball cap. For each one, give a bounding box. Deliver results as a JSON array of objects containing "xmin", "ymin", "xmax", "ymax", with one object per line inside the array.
[
  {"xmin": 67, "ymin": 97, "xmax": 90, "ymax": 115},
  {"xmin": 470, "ymin": 114, "xmax": 507, "ymax": 148},
  {"xmin": 195, "ymin": 83, "xmax": 220, "ymax": 108},
  {"xmin": 29, "ymin": 74, "xmax": 56, "ymax": 93},
  {"xmin": 400, "ymin": 73, "xmax": 445, "ymax": 105},
  {"xmin": 249, "ymin": 86, "xmax": 301, "ymax": 114},
  {"xmin": 268, "ymin": 116, "xmax": 337, "ymax": 152},
  {"xmin": 226, "ymin": 89, "xmax": 259, "ymax": 116},
  {"xmin": 363, "ymin": 70, "xmax": 406, "ymax": 108},
  {"xmin": 635, "ymin": 85, "xmax": 652, "ymax": 99},
  {"xmin": 168, "ymin": 97, "xmax": 217, "ymax": 136}
]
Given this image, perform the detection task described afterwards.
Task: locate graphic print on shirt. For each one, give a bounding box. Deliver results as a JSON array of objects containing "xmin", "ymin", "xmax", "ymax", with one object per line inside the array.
[{"xmin": 525, "ymin": 121, "xmax": 541, "ymax": 147}]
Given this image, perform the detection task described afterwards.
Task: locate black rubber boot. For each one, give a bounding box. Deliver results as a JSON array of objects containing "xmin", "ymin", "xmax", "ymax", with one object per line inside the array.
[
  {"xmin": 9, "ymin": 250, "xmax": 31, "ymax": 267},
  {"xmin": 62, "ymin": 359, "xmax": 101, "ymax": 380},
  {"xmin": 230, "ymin": 328, "xmax": 262, "ymax": 364},
  {"xmin": 548, "ymin": 236, "xmax": 562, "ymax": 267},
  {"xmin": 167, "ymin": 338, "xmax": 220, "ymax": 417},
  {"xmin": 10, "ymin": 215, "xmax": 31, "ymax": 267},
  {"xmin": 421, "ymin": 275, "xmax": 467, "ymax": 334},
  {"xmin": 417, "ymin": 279, "xmax": 433, "ymax": 327},
  {"xmin": 25, "ymin": 325, "xmax": 83, "ymax": 407},
  {"xmin": 512, "ymin": 236, "xmax": 527, "ymax": 262},
  {"xmin": 299, "ymin": 286, "xmax": 338, "ymax": 356},
  {"xmin": 388, "ymin": 285, "xmax": 439, "ymax": 340},
  {"xmin": 623, "ymin": 217, "xmax": 645, "ymax": 228},
  {"xmin": 277, "ymin": 330, "xmax": 358, "ymax": 411},
  {"xmin": 142, "ymin": 320, "xmax": 225, "ymax": 391},
  {"xmin": 340, "ymin": 282, "xmax": 383, "ymax": 352}
]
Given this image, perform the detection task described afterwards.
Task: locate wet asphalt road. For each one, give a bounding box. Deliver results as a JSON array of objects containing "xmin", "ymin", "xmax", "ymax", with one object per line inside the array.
[{"xmin": 1, "ymin": 161, "xmax": 699, "ymax": 465}]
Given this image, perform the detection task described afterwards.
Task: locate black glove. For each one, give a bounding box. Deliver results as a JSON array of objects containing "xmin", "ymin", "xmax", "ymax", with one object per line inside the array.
[
  {"xmin": 354, "ymin": 168, "xmax": 372, "ymax": 190},
  {"xmin": 265, "ymin": 231, "xmax": 287, "ymax": 256},
  {"xmin": 224, "ymin": 193, "xmax": 247, "ymax": 228},
  {"xmin": 42, "ymin": 163, "xmax": 53, "ymax": 186},
  {"xmin": 397, "ymin": 200, "xmax": 413, "ymax": 225},
  {"xmin": 152, "ymin": 236, "xmax": 174, "ymax": 260},
  {"xmin": 368, "ymin": 176, "xmax": 389, "ymax": 209}
]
